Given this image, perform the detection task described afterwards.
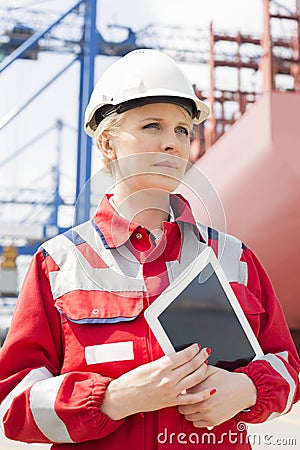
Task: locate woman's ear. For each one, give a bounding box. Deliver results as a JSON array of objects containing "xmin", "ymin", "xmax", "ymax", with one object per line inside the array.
[{"xmin": 97, "ymin": 131, "xmax": 116, "ymax": 160}]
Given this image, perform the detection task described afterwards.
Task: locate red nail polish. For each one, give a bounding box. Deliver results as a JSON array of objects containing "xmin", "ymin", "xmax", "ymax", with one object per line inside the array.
[
  {"xmin": 205, "ymin": 360, "xmax": 209, "ymax": 365},
  {"xmin": 210, "ymin": 389, "xmax": 217, "ymax": 396},
  {"xmin": 197, "ymin": 344, "xmax": 201, "ymax": 350},
  {"xmin": 206, "ymin": 347, "xmax": 211, "ymax": 356}
]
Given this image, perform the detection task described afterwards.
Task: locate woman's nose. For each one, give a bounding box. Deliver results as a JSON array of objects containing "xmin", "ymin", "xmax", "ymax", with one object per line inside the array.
[{"xmin": 160, "ymin": 132, "xmax": 179, "ymax": 152}]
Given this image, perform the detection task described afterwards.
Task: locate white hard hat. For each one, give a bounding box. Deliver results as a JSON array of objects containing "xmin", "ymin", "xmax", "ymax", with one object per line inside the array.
[{"xmin": 84, "ymin": 49, "xmax": 210, "ymax": 138}]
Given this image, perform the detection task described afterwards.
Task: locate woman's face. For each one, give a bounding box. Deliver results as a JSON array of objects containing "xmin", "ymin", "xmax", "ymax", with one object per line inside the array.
[{"xmin": 109, "ymin": 103, "xmax": 192, "ymax": 194}]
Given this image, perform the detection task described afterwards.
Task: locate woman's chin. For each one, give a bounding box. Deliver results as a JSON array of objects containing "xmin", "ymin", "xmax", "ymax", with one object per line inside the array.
[{"xmin": 135, "ymin": 173, "xmax": 182, "ymax": 193}]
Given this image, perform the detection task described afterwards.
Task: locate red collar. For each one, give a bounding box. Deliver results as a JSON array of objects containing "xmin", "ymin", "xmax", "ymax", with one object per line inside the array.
[{"xmin": 93, "ymin": 193, "xmax": 205, "ymax": 249}]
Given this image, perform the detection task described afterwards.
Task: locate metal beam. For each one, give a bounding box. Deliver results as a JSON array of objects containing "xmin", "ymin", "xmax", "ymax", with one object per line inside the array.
[
  {"xmin": 0, "ymin": 57, "xmax": 78, "ymax": 131},
  {"xmin": 0, "ymin": 125, "xmax": 55, "ymax": 167},
  {"xmin": 75, "ymin": 0, "xmax": 97, "ymax": 225},
  {"xmin": 0, "ymin": 0, "xmax": 84, "ymax": 74}
]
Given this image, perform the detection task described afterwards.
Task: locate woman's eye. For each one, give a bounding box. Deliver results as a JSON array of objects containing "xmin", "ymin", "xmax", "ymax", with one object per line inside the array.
[
  {"xmin": 143, "ymin": 123, "xmax": 160, "ymax": 130},
  {"xmin": 175, "ymin": 126, "xmax": 189, "ymax": 136}
]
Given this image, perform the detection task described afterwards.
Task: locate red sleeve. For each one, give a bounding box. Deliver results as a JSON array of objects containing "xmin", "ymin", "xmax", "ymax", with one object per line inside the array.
[
  {"xmin": 233, "ymin": 246, "xmax": 300, "ymax": 423},
  {"xmin": 0, "ymin": 251, "xmax": 123, "ymax": 444}
]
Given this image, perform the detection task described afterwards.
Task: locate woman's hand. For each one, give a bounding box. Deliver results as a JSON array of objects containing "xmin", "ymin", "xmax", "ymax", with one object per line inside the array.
[
  {"xmin": 101, "ymin": 344, "xmax": 212, "ymax": 420},
  {"xmin": 178, "ymin": 365, "xmax": 257, "ymax": 428}
]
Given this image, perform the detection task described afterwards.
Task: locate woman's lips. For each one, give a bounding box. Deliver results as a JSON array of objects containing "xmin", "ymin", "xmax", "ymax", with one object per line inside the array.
[{"xmin": 153, "ymin": 160, "xmax": 178, "ymax": 170}]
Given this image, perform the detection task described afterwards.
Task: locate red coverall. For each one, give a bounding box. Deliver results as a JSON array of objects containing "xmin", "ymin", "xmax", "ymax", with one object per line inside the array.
[{"xmin": 0, "ymin": 193, "xmax": 299, "ymax": 450}]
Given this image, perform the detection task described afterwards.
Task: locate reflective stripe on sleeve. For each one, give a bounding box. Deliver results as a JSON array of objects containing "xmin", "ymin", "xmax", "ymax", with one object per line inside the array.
[
  {"xmin": 260, "ymin": 353, "xmax": 297, "ymax": 420},
  {"xmin": 0, "ymin": 367, "xmax": 53, "ymax": 432},
  {"xmin": 29, "ymin": 374, "xmax": 73, "ymax": 443}
]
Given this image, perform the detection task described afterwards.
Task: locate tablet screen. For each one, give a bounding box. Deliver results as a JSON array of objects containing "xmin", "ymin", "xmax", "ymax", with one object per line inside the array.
[{"xmin": 157, "ymin": 263, "xmax": 256, "ymax": 370}]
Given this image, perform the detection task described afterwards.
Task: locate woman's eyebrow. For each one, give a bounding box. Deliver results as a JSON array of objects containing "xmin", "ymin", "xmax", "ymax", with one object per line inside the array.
[
  {"xmin": 139, "ymin": 117, "xmax": 163, "ymax": 122},
  {"xmin": 139, "ymin": 117, "xmax": 190, "ymax": 127},
  {"xmin": 178, "ymin": 121, "xmax": 190, "ymax": 127}
]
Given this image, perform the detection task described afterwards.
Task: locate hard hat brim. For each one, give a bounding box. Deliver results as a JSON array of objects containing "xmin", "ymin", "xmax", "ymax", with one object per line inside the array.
[{"xmin": 85, "ymin": 92, "xmax": 209, "ymax": 138}]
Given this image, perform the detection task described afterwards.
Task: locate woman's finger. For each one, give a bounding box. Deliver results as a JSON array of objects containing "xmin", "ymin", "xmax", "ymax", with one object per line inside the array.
[
  {"xmin": 176, "ymin": 387, "xmax": 213, "ymax": 406},
  {"xmin": 176, "ymin": 362, "xmax": 208, "ymax": 392},
  {"xmin": 160, "ymin": 343, "xmax": 200, "ymax": 371},
  {"xmin": 172, "ymin": 347, "xmax": 210, "ymax": 382}
]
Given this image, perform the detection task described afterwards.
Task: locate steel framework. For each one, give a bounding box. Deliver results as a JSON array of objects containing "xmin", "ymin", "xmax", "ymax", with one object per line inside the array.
[{"xmin": 201, "ymin": 0, "xmax": 300, "ymax": 155}]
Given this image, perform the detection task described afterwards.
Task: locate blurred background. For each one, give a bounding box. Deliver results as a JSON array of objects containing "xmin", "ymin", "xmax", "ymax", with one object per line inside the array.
[{"xmin": 0, "ymin": 1, "xmax": 300, "ymax": 448}]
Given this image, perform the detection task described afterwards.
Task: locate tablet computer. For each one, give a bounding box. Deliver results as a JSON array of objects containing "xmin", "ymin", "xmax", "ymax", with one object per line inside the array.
[{"xmin": 144, "ymin": 247, "xmax": 264, "ymax": 370}]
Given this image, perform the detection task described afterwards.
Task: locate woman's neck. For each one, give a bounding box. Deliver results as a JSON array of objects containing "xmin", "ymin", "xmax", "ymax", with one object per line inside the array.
[{"xmin": 112, "ymin": 188, "xmax": 170, "ymax": 232}]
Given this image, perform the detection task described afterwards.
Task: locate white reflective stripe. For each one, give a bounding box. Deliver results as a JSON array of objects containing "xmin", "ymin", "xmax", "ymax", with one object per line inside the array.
[
  {"xmin": 259, "ymin": 353, "xmax": 296, "ymax": 421},
  {"xmin": 193, "ymin": 223, "xmax": 248, "ymax": 285},
  {"xmin": 85, "ymin": 341, "xmax": 134, "ymax": 365},
  {"xmin": 70, "ymin": 243, "xmax": 145, "ymax": 291},
  {"xmin": 42, "ymin": 234, "xmax": 76, "ymax": 270},
  {"xmin": 76, "ymin": 221, "xmax": 144, "ymax": 278},
  {"xmin": 217, "ymin": 231, "xmax": 242, "ymax": 282},
  {"xmin": 238, "ymin": 261, "xmax": 248, "ymax": 285},
  {"xmin": 49, "ymin": 265, "xmax": 145, "ymax": 299},
  {"xmin": 217, "ymin": 230, "xmax": 248, "ymax": 285},
  {"xmin": 30, "ymin": 374, "xmax": 73, "ymax": 443},
  {"xmin": 76, "ymin": 221, "xmax": 125, "ymax": 273},
  {"xmin": 0, "ymin": 367, "xmax": 53, "ymax": 432},
  {"xmin": 166, "ymin": 223, "xmax": 206, "ymax": 284},
  {"xmin": 111, "ymin": 246, "xmax": 144, "ymax": 279},
  {"xmin": 277, "ymin": 351, "xmax": 289, "ymax": 362},
  {"xmin": 45, "ymin": 222, "xmax": 146, "ymax": 297}
]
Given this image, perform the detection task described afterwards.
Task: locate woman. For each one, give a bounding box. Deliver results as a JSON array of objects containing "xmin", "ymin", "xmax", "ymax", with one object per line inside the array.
[{"xmin": 0, "ymin": 49, "xmax": 299, "ymax": 450}]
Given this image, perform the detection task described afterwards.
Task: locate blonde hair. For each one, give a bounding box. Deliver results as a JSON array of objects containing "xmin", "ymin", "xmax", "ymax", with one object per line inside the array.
[
  {"xmin": 94, "ymin": 105, "xmax": 193, "ymax": 175},
  {"xmin": 94, "ymin": 112, "xmax": 124, "ymax": 175}
]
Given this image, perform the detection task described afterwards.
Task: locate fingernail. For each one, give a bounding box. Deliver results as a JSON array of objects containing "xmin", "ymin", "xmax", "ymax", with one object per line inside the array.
[
  {"xmin": 206, "ymin": 347, "xmax": 211, "ymax": 356},
  {"xmin": 210, "ymin": 389, "xmax": 217, "ymax": 396},
  {"xmin": 197, "ymin": 344, "xmax": 201, "ymax": 350},
  {"xmin": 205, "ymin": 360, "xmax": 209, "ymax": 365}
]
